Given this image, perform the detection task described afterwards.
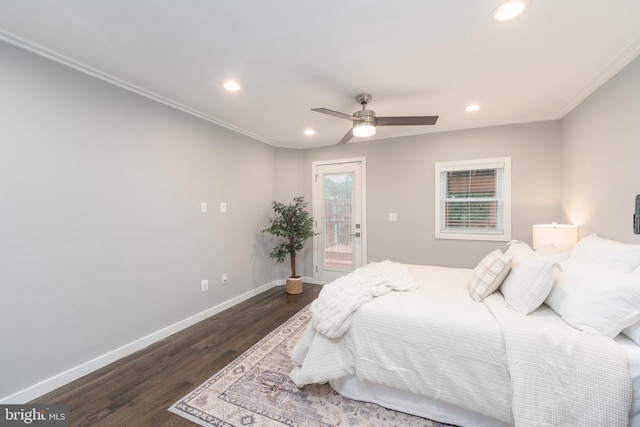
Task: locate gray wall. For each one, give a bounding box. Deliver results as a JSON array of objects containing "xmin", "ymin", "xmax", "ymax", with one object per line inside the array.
[
  {"xmin": 0, "ymin": 41, "xmax": 279, "ymax": 399},
  {"xmin": 561, "ymin": 56, "xmax": 640, "ymax": 243},
  {"xmin": 302, "ymin": 121, "xmax": 563, "ymax": 269},
  {"xmin": 271, "ymin": 148, "xmax": 307, "ymax": 280}
]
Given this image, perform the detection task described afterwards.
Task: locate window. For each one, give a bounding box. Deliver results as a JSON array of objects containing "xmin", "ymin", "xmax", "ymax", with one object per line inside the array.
[{"xmin": 435, "ymin": 157, "xmax": 511, "ymax": 241}]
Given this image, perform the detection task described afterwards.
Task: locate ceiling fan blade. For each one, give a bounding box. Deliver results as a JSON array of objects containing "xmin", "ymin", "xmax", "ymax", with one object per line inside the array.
[
  {"xmin": 312, "ymin": 108, "xmax": 363, "ymax": 122},
  {"xmin": 336, "ymin": 129, "xmax": 354, "ymax": 145},
  {"xmin": 376, "ymin": 116, "xmax": 439, "ymax": 126}
]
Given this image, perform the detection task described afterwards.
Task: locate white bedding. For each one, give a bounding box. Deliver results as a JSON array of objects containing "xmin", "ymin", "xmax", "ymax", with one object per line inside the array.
[
  {"xmin": 310, "ymin": 260, "xmax": 417, "ymax": 339},
  {"xmin": 290, "ymin": 263, "xmax": 634, "ymax": 427},
  {"xmin": 484, "ymin": 292, "xmax": 632, "ymax": 426},
  {"xmin": 291, "ymin": 265, "xmax": 514, "ymax": 423},
  {"xmin": 617, "ymin": 334, "xmax": 640, "ymax": 425}
]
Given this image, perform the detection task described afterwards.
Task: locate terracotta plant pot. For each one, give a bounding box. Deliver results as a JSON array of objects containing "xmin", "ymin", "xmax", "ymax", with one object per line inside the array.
[{"xmin": 286, "ymin": 276, "xmax": 303, "ymax": 295}]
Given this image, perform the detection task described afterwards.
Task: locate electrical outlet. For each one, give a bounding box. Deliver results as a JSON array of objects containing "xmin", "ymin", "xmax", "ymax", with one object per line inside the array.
[
  {"xmin": 222, "ymin": 274, "xmax": 228, "ymax": 285},
  {"xmin": 201, "ymin": 279, "xmax": 209, "ymax": 292}
]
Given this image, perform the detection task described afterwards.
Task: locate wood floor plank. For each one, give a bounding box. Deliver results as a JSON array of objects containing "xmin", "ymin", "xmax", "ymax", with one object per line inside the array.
[{"xmin": 31, "ymin": 284, "xmax": 322, "ymax": 426}]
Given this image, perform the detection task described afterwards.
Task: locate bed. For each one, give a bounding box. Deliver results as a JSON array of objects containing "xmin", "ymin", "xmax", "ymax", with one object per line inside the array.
[{"xmin": 290, "ymin": 235, "xmax": 640, "ymax": 427}]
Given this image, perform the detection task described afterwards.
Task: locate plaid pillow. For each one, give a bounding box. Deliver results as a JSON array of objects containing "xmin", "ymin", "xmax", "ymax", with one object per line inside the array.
[{"xmin": 468, "ymin": 249, "xmax": 512, "ymax": 301}]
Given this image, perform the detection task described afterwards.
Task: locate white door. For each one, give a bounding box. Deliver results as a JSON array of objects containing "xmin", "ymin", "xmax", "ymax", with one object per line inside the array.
[{"xmin": 312, "ymin": 159, "xmax": 366, "ymax": 283}]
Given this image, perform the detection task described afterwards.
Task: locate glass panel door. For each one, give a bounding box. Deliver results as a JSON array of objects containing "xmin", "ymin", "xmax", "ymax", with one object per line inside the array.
[
  {"xmin": 313, "ymin": 160, "xmax": 364, "ymax": 283},
  {"xmin": 323, "ymin": 173, "xmax": 354, "ymax": 272}
]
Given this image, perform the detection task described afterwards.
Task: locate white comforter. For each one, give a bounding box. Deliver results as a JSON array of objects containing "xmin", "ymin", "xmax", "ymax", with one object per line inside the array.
[
  {"xmin": 484, "ymin": 293, "xmax": 632, "ymax": 426},
  {"xmin": 290, "ymin": 264, "xmax": 632, "ymax": 427}
]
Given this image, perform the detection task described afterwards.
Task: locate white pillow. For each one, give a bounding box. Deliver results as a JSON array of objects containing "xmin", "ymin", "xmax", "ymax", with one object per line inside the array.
[
  {"xmin": 570, "ymin": 234, "xmax": 640, "ymax": 272},
  {"xmin": 500, "ymin": 241, "xmax": 559, "ymax": 314},
  {"xmin": 505, "ymin": 240, "xmax": 535, "ymax": 258},
  {"xmin": 546, "ymin": 258, "xmax": 640, "ymax": 337},
  {"xmin": 535, "ymin": 243, "xmax": 571, "ymax": 263},
  {"xmin": 468, "ymin": 249, "xmax": 512, "ymax": 302},
  {"xmin": 623, "ymin": 322, "xmax": 640, "ymax": 345}
]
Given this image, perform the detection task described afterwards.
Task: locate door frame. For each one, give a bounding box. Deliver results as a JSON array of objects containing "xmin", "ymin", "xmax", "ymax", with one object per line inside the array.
[{"xmin": 311, "ymin": 157, "xmax": 367, "ymax": 283}]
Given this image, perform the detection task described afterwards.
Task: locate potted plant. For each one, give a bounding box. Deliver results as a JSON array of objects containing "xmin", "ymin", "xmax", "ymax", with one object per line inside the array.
[{"xmin": 263, "ymin": 196, "xmax": 318, "ymax": 294}]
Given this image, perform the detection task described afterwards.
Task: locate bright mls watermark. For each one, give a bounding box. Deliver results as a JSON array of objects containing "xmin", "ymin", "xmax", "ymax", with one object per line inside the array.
[{"xmin": 1, "ymin": 405, "xmax": 69, "ymax": 426}]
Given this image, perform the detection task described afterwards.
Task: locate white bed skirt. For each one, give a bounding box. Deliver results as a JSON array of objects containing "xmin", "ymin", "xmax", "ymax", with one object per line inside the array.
[{"xmin": 330, "ymin": 375, "xmax": 511, "ymax": 427}]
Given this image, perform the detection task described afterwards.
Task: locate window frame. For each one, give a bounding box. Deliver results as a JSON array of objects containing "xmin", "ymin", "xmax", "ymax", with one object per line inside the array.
[{"xmin": 434, "ymin": 157, "xmax": 511, "ymax": 241}]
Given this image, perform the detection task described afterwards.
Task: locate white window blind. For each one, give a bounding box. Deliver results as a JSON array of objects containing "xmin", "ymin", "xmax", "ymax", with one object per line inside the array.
[{"xmin": 435, "ymin": 157, "xmax": 511, "ymax": 241}]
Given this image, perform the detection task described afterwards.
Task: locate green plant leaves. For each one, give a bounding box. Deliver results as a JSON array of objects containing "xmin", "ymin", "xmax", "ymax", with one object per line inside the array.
[{"xmin": 263, "ymin": 196, "xmax": 318, "ymax": 278}]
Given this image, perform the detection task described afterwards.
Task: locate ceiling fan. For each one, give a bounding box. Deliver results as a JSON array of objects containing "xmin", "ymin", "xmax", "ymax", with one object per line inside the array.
[{"xmin": 312, "ymin": 93, "xmax": 439, "ymax": 145}]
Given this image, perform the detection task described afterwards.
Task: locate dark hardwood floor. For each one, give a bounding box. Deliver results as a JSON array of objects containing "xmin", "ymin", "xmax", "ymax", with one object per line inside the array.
[{"xmin": 31, "ymin": 284, "xmax": 322, "ymax": 426}]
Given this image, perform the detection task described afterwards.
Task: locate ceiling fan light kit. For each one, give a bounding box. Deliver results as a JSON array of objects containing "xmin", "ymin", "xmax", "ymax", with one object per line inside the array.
[
  {"xmin": 352, "ymin": 108, "xmax": 376, "ymax": 137},
  {"xmin": 312, "ymin": 93, "xmax": 438, "ymax": 145}
]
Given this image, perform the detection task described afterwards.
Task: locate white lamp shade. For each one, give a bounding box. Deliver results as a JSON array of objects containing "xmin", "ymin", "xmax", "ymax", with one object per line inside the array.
[{"xmin": 532, "ymin": 223, "xmax": 578, "ymax": 252}]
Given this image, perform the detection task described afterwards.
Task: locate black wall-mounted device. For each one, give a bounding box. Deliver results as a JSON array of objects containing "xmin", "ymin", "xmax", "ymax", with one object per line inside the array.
[{"xmin": 635, "ymin": 195, "xmax": 640, "ymax": 234}]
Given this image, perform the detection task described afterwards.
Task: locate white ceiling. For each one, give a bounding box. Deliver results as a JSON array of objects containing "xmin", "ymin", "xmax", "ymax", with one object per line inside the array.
[{"xmin": 1, "ymin": 1, "xmax": 639, "ymax": 148}]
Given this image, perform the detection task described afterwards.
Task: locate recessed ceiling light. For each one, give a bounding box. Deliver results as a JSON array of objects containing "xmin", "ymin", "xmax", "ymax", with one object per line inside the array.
[
  {"xmin": 223, "ymin": 80, "xmax": 241, "ymax": 91},
  {"xmin": 466, "ymin": 104, "xmax": 481, "ymax": 112},
  {"xmin": 493, "ymin": 0, "xmax": 529, "ymax": 21},
  {"xmin": 304, "ymin": 129, "xmax": 315, "ymax": 136}
]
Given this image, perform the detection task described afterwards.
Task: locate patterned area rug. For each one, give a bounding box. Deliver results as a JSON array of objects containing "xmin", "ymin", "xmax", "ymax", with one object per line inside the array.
[{"xmin": 169, "ymin": 305, "xmax": 450, "ymax": 426}]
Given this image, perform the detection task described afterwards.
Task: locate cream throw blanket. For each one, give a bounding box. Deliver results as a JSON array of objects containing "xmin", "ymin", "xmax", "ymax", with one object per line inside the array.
[{"xmin": 310, "ymin": 260, "xmax": 417, "ymax": 339}]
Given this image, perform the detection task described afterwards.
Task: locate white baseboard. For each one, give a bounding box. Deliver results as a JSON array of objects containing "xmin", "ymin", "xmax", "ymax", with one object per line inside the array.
[
  {"xmin": 0, "ymin": 280, "xmax": 281, "ymax": 404},
  {"xmin": 302, "ymin": 275, "xmax": 325, "ymax": 285}
]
